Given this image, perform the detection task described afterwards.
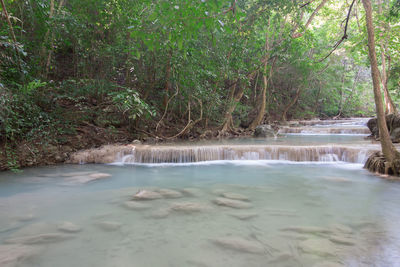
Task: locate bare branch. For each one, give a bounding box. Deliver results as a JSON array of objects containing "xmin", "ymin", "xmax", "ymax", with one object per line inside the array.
[
  {"xmin": 300, "ymin": 0, "xmax": 317, "ymax": 8},
  {"xmin": 316, "ymin": 0, "xmax": 356, "ymax": 62},
  {"xmin": 293, "ymin": 0, "xmax": 329, "ymax": 38}
]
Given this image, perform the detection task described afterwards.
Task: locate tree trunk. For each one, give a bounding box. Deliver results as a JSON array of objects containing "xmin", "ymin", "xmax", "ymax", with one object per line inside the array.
[
  {"xmin": 1, "ymin": 0, "xmax": 23, "ymax": 76},
  {"xmin": 378, "ymin": 0, "xmax": 397, "ymax": 114},
  {"xmin": 248, "ymin": 25, "xmax": 270, "ymax": 130},
  {"xmin": 362, "ymin": 0, "xmax": 400, "ymax": 168},
  {"xmin": 163, "ymin": 50, "xmax": 172, "ymax": 108},
  {"xmin": 220, "ymin": 83, "xmax": 244, "ymax": 132},
  {"xmin": 339, "ymin": 68, "xmax": 361, "ymax": 116},
  {"xmin": 281, "ymin": 87, "xmax": 301, "ymax": 121}
]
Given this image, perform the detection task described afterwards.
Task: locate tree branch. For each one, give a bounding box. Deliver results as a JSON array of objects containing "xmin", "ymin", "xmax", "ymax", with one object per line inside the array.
[{"xmin": 316, "ymin": 0, "xmax": 356, "ymax": 62}]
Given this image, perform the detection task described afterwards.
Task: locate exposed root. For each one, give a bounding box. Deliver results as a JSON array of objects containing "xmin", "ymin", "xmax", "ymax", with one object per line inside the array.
[
  {"xmin": 156, "ymin": 82, "xmax": 179, "ymax": 132},
  {"xmin": 364, "ymin": 151, "xmax": 400, "ymax": 176}
]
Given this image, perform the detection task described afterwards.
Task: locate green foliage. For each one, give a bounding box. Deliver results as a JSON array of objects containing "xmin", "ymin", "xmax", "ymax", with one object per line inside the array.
[{"xmin": 110, "ymin": 89, "xmax": 155, "ymax": 120}]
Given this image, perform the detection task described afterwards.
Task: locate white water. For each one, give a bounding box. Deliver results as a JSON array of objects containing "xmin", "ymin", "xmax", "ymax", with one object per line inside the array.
[{"xmin": 2, "ymin": 118, "xmax": 400, "ymax": 267}]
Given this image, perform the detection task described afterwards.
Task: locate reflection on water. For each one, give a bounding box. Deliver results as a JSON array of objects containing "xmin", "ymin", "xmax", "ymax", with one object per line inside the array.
[{"xmin": 1, "ymin": 162, "xmax": 400, "ymax": 267}]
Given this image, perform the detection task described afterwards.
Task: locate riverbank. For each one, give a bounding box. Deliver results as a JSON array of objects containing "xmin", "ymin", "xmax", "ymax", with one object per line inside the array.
[{"xmin": 0, "ymin": 119, "xmax": 377, "ymax": 170}]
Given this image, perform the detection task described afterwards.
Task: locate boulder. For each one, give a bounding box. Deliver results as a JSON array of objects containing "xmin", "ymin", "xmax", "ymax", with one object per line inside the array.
[
  {"xmin": 367, "ymin": 114, "xmax": 400, "ymax": 142},
  {"xmin": 254, "ymin": 125, "xmax": 276, "ymax": 138},
  {"xmin": 390, "ymin": 127, "xmax": 400, "ymax": 143},
  {"xmin": 367, "ymin": 118, "xmax": 378, "ymax": 138}
]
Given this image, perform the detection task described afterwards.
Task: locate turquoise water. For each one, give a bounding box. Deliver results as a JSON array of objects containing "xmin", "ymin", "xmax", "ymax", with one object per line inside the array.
[{"xmin": 1, "ymin": 160, "xmax": 400, "ymax": 266}]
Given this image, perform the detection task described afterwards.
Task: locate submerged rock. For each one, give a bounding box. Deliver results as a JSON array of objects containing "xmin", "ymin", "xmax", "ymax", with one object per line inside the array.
[
  {"xmin": 329, "ymin": 236, "xmax": 355, "ymax": 246},
  {"xmin": 122, "ymin": 201, "xmax": 151, "ymax": 210},
  {"xmin": 268, "ymin": 253, "xmax": 297, "ymax": 264},
  {"xmin": 281, "ymin": 226, "xmax": 333, "ymax": 235},
  {"xmin": 322, "ymin": 176, "xmax": 352, "ymax": 183},
  {"xmin": 230, "ymin": 212, "xmax": 258, "ymax": 220},
  {"xmin": 96, "ymin": 221, "xmax": 122, "ymax": 231},
  {"xmin": 0, "ymin": 244, "xmax": 40, "ymax": 267},
  {"xmin": 180, "ymin": 188, "xmax": 202, "ymax": 197},
  {"xmin": 64, "ymin": 172, "xmax": 111, "ymax": 184},
  {"xmin": 221, "ymin": 192, "xmax": 249, "ymax": 201},
  {"xmin": 148, "ymin": 209, "xmax": 170, "ymax": 219},
  {"xmin": 170, "ymin": 202, "xmax": 209, "ymax": 213},
  {"xmin": 211, "ymin": 237, "xmax": 265, "ymax": 254},
  {"xmin": 329, "ymin": 224, "xmax": 353, "ymax": 234},
  {"xmin": 299, "ymin": 238, "xmax": 337, "ymax": 257},
  {"xmin": 132, "ymin": 190, "xmax": 162, "ymax": 200},
  {"xmin": 57, "ymin": 222, "xmax": 82, "ymax": 233},
  {"xmin": 14, "ymin": 214, "xmax": 36, "ymax": 222},
  {"xmin": 212, "ymin": 197, "xmax": 252, "ymax": 209},
  {"xmin": 313, "ymin": 261, "xmax": 345, "ymax": 267},
  {"xmin": 60, "ymin": 171, "xmax": 95, "ymax": 177},
  {"xmin": 156, "ymin": 189, "xmax": 183, "ymax": 198},
  {"xmin": 5, "ymin": 233, "xmax": 72, "ymax": 245}
]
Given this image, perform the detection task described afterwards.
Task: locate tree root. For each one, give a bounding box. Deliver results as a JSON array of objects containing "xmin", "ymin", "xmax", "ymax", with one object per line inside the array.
[{"xmin": 364, "ymin": 151, "xmax": 400, "ymax": 176}]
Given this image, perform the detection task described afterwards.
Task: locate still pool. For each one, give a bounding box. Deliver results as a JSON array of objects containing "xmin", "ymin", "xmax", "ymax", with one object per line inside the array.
[{"xmin": 0, "ymin": 161, "xmax": 399, "ymax": 267}]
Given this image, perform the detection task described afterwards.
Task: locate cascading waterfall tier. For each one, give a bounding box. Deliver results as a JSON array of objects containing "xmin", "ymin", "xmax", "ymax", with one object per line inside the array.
[
  {"xmin": 278, "ymin": 127, "xmax": 370, "ymax": 135},
  {"xmin": 123, "ymin": 145, "xmax": 375, "ymax": 164}
]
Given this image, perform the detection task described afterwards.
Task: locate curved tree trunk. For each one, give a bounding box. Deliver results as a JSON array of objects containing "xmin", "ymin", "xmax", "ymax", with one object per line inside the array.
[
  {"xmin": 220, "ymin": 83, "xmax": 244, "ymax": 133},
  {"xmin": 281, "ymin": 87, "xmax": 301, "ymax": 121},
  {"xmin": 362, "ymin": 0, "xmax": 400, "ymax": 170}
]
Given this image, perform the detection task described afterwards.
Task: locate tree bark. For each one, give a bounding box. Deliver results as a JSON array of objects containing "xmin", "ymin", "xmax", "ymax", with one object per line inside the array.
[
  {"xmin": 362, "ymin": 0, "xmax": 400, "ymax": 167},
  {"xmin": 220, "ymin": 83, "xmax": 244, "ymax": 132},
  {"xmin": 281, "ymin": 87, "xmax": 301, "ymax": 121},
  {"xmin": 248, "ymin": 22, "xmax": 271, "ymax": 130},
  {"xmin": 378, "ymin": 0, "xmax": 397, "ymax": 114}
]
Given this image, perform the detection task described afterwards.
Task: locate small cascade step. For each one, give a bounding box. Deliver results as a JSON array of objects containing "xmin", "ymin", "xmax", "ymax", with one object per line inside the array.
[{"xmin": 278, "ymin": 127, "xmax": 370, "ymax": 135}]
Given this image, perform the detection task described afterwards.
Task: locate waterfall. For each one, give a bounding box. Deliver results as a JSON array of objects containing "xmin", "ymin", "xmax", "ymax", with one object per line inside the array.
[
  {"xmin": 278, "ymin": 127, "xmax": 370, "ymax": 135},
  {"xmin": 118, "ymin": 145, "xmax": 376, "ymax": 164}
]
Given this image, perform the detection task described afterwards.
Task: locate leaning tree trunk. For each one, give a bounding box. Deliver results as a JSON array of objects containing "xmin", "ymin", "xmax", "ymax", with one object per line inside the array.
[{"xmin": 362, "ymin": 0, "xmax": 400, "ymax": 173}]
